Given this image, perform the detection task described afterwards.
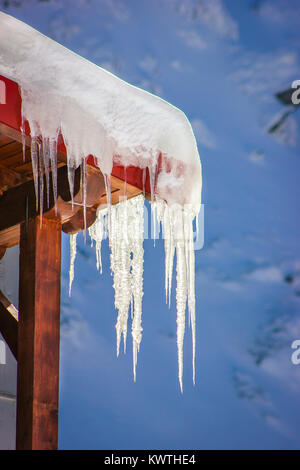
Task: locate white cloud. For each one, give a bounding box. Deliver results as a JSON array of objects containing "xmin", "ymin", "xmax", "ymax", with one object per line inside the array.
[
  {"xmin": 191, "ymin": 118, "xmax": 217, "ymax": 148},
  {"xmin": 96, "ymin": 0, "xmax": 130, "ymax": 22},
  {"xmin": 246, "ymin": 266, "xmax": 282, "ymax": 283},
  {"xmin": 61, "ymin": 308, "xmax": 90, "ymax": 349},
  {"xmin": 178, "ymin": 30, "xmax": 207, "ymax": 50},
  {"xmin": 139, "ymin": 56, "xmax": 159, "ymax": 75},
  {"xmin": 248, "ymin": 150, "xmax": 265, "ymax": 165},
  {"xmin": 171, "ymin": 0, "xmax": 238, "ymax": 40},
  {"xmin": 258, "ymin": 0, "xmax": 300, "ymax": 30},
  {"xmin": 230, "ymin": 50, "xmax": 299, "ymax": 98},
  {"xmin": 138, "ymin": 80, "xmax": 163, "ymax": 97},
  {"xmin": 49, "ymin": 14, "xmax": 82, "ymax": 42},
  {"xmin": 170, "ymin": 60, "xmax": 181, "ymax": 70}
]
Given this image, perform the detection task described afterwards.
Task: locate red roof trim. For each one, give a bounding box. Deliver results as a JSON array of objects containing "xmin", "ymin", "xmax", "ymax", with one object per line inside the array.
[{"xmin": 0, "ymin": 74, "xmax": 154, "ymax": 194}]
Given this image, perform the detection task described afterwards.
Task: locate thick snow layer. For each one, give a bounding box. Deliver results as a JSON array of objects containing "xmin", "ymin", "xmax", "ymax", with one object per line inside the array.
[{"xmin": 0, "ymin": 12, "xmax": 202, "ymax": 211}]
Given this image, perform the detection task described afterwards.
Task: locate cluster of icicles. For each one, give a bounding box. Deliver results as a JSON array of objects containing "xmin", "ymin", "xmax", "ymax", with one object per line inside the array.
[
  {"xmin": 77, "ymin": 198, "xmax": 196, "ymax": 393},
  {"xmin": 27, "ymin": 135, "xmax": 197, "ymax": 393}
]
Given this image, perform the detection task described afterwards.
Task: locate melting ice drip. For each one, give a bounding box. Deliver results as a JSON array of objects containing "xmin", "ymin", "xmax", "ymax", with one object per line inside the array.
[
  {"xmin": 30, "ymin": 136, "xmax": 58, "ymax": 221},
  {"xmin": 69, "ymin": 232, "xmax": 78, "ymax": 297},
  {"xmin": 71, "ymin": 195, "xmax": 196, "ymax": 392},
  {"xmin": 152, "ymin": 200, "xmax": 196, "ymax": 392},
  {"xmin": 88, "ymin": 196, "xmax": 144, "ymax": 382}
]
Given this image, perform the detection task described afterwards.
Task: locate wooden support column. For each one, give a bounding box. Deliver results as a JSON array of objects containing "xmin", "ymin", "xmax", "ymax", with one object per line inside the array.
[{"xmin": 16, "ymin": 215, "xmax": 61, "ymax": 450}]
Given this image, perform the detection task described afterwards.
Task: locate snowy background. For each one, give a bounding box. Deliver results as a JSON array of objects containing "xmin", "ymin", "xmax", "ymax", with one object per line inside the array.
[{"xmin": 1, "ymin": 0, "xmax": 300, "ymax": 450}]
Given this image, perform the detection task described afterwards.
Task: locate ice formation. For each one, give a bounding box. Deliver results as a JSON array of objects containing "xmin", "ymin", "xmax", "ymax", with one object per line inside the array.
[
  {"xmin": 154, "ymin": 200, "xmax": 196, "ymax": 391},
  {"xmin": 86, "ymin": 197, "xmax": 197, "ymax": 391},
  {"xmin": 88, "ymin": 196, "xmax": 145, "ymax": 381},
  {"xmin": 69, "ymin": 233, "xmax": 78, "ymax": 297},
  {"xmin": 0, "ymin": 12, "xmax": 202, "ymax": 390}
]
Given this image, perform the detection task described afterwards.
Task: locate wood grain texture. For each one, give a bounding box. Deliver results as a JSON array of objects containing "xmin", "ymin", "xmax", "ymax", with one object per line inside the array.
[{"xmin": 16, "ymin": 216, "xmax": 61, "ymax": 450}]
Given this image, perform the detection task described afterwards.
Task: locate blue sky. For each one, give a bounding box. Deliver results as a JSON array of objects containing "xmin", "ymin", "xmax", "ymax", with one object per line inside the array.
[{"xmin": 1, "ymin": 0, "xmax": 300, "ymax": 449}]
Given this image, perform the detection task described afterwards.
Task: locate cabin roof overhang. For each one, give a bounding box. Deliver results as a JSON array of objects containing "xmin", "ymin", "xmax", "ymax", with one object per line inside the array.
[{"xmin": 0, "ymin": 74, "xmax": 153, "ymax": 248}]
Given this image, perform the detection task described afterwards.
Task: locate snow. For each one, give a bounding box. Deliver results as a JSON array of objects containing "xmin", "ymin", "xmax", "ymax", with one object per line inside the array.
[
  {"xmin": 0, "ymin": 12, "xmax": 202, "ymax": 389},
  {"xmin": 0, "ymin": 11, "xmax": 202, "ymax": 211}
]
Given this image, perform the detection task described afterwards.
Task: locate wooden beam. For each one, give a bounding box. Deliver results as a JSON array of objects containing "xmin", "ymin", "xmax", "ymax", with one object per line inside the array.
[
  {"xmin": 0, "ymin": 290, "xmax": 18, "ymax": 360},
  {"xmin": 0, "ymin": 163, "xmax": 107, "ymax": 247},
  {"xmin": 62, "ymin": 207, "xmax": 97, "ymax": 234},
  {"xmin": 0, "ymin": 165, "xmax": 80, "ymax": 232},
  {"xmin": 16, "ymin": 216, "xmax": 61, "ymax": 450},
  {"xmin": 0, "ymin": 163, "xmax": 27, "ymax": 195},
  {"xmin": 0, "ymin": 289, "xmax": 18, "ymax": 320},
  {"xmin": 0, "ymin": 123, "xmax": 29, "ymax": 147}
]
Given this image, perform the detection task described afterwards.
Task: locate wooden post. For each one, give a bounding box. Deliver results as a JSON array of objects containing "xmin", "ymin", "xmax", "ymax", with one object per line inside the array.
[{"xmin": 16, "ymin": 215, "xmax": 61, "ymax": 450}]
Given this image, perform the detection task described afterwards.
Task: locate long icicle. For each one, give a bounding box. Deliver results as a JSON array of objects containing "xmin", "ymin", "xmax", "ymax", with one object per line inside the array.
[
  {"xmin": 31, "ymin": 137, "xmax": 39, "ymax": 211},
  {"xmin": 49, "ymin": 137, "xmax": 58, "ymax": 213},
  {"xmin": 69, "ymin": 232, "xmax": 78, "ymax": 296},
  {"xmin": 38, "ymin": 140, "xmax": 44, "ymax": 226},
  {"xmin": 154, "ymin": 200, "xmax": 197, "ymax": 391},
  {"xmin": 88, "ymin": 207, "xmax": 108, "ymax": 274}
]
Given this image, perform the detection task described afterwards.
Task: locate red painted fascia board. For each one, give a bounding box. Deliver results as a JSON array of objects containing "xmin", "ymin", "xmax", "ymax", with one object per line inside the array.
[{"xmin": 0, "ymin": 74, "xmax": 153, "ymax": 194}]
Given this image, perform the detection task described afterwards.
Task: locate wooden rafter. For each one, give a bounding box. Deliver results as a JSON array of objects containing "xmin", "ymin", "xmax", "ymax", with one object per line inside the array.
[{"xmin": 0, "ymin": 289, "xmax": 18, "ymax": 360}]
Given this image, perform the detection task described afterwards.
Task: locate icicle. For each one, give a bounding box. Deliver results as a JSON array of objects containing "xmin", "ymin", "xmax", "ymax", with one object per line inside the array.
[
  {"xmin": 67, "ymin": 163, "xmax": 76, "ymax": 208},
  {"xmin": 184, "ymin": 209, "xmax": 196, "ymax": 384},
  {"xmin": 69, "ymin": 233, "xmax": 78, "ymax": 296},
  {"xmin": 110, "ymin": 197, "xmax": 131, "ymax": 357},
  {"xmin": 154, "ymin": 199, "xmax": 197, "ymax": 391},
  {"xmin": 123, "ymin": 166, "xmax": 127, "ymax": 197},
  {"xmin": 142, "ymin": 167, "xmax": 146, "ymax": 196},
  {"xmin": 90, "ymin": 195, "xmax": 145, "ymax": 379},
  {"xmin": 148, "ymin": 163, "xmax": 156, "ymax": 202},
  {"xmin": 88, "ymin": 193, "xmax": 197, "ymax": 390},
  {"xmin": 88, "ymin": 207, "xmax": 108, "ymax": 273},
  {"xmin": 49, "ymin": 138, "xmax": 58, "ymax": 212},
  {"xmin": 130, "ymin": 196, "xmax": 144, "ymax": 381},
  {"xmin": 21, "ymin": 116, "xmax": 26, "ymax": 163},
  {"xmin": 176, "ymin": 226, "xmax": 187, "ymax": 393},
  {"xmin": 81, "ymin": 159, "xmax": 87, "ymax": 239},
  {"xmin": 163, "ymin": 204, "xmax": 175, "ymax": 308},
  {"xmin": 104, "ymin": 173, "xmax": 112, "ymax": 241},
  {"xmin": 42, "ymin": 137, "xmax": 50, "ymax": 208},
  {"xmin": 151, "ymin": 199, "xmax": 159, "ymax": 247},
  {"xmin": 38, "ymin": 141, "xmax": 44, "ymax": 226},
  {"xmin": 31, "ymin": 137, "xmax": 39, "ymax": 211}
]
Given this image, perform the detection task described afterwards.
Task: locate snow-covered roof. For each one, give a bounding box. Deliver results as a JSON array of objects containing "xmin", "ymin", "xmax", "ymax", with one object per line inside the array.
[
  {"xmin": 0, "ymin": 12, "xmax": 201, "ymax": 212},
  {"xmin": 0, "ymin": 12, "xmax": 202, "ymax": 391}
]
